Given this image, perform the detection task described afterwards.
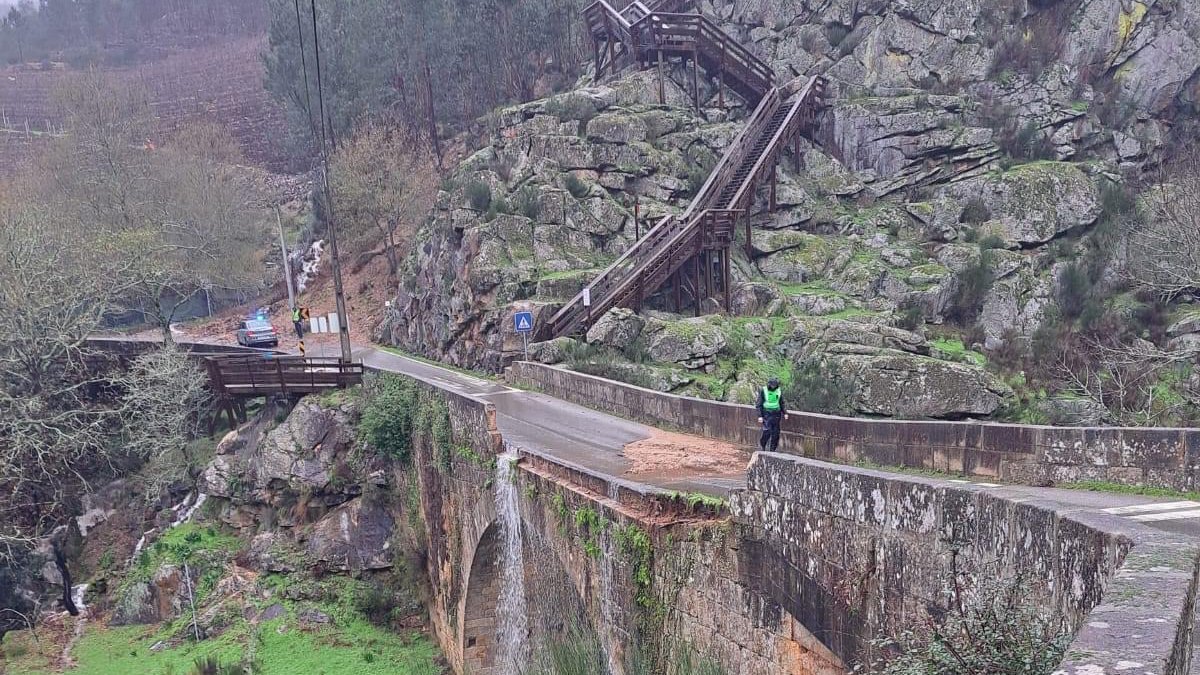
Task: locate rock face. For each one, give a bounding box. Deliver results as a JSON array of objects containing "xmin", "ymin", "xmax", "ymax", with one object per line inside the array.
[
  {"xmin": 199, "ymin": 397, "xmax": 398, "ymax": 574},
  {"xmin": 834, "ymin": 352, "xmax": 1013, "ymax": 419},
  {"xmin": 383, "ymin": 0, "xmax": 1196, "ymax": 421},
  {"xmin": 305, "ymin": 500, "xmax": 395, "ymax": 572},
  {"xmin": 379, "ymin": 73, "xmax": 739, "ymax": 371}
]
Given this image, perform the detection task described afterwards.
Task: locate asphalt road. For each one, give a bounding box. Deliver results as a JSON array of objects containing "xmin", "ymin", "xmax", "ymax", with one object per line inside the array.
[
  {"xmin": 356, "ymin": 347, "xmax": 1200, "ymax": 539},
  {"xmin": 357, "ymin": 348, "xmax": 749, "ymax": 496}
]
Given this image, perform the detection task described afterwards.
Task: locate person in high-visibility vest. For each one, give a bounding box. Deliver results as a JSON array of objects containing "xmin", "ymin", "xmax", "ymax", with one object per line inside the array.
[
  {"xmin": 291, "ymin": 306, "xmax": 304, "ymax": 339},
  {"xmin": 756, "ymin": 377, "xmax": 789, "ymax": 452}
]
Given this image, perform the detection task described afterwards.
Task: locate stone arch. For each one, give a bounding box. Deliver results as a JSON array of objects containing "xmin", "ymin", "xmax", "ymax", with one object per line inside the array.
[
  {"xmin": 461, "ymin": 517, "xmax": 599, "ymax": 674},
  {"xmin": 462, "ymin": 521, "xmax": 504, "ymax": 673}
]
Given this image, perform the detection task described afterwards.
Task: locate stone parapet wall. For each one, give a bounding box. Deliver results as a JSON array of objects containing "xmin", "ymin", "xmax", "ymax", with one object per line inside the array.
[
  {"xmin": 731, "ymin": 452, "xmax": 1200, "ymax": 673},
  {"xmin": 508, "ymin": 361, "xmax": 1200, "ymax": 491}
]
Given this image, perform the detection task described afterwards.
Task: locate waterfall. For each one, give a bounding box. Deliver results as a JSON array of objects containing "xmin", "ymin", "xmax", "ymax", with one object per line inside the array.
[
  {"xmin": 598, "ymin": 536, "xmax": 620, "ymax": 675},
  {"xmin": 495, "ymin": 448, "xmax": 529, "ymax": 673}
]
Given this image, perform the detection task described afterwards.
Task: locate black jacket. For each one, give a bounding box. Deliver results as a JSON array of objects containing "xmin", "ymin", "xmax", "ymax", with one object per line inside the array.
[{"xmin": 756, "ymin": 386, "xmax": 787, "ymax": 417}]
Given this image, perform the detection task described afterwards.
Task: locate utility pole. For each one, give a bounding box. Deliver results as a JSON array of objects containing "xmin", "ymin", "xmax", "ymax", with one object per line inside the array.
[
  {"xmin": 308, "ymin": 0, "xmax": 352, "ymax": 363},
  {"xmin": 276, "ymin": 208, "xmax": 296, "ymax": 309}
]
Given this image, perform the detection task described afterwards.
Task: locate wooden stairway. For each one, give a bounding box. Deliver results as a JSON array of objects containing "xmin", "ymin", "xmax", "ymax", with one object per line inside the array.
[
  {"xmin": 584, "ymin": 1, "xmax": 772, "ymax": 104},
  {"xmin": 545, "ymin": 76, "xmax": 827, "ymax": 339}
]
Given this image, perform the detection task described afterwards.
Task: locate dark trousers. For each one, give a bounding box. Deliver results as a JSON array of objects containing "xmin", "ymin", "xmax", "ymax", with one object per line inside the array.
[
  {"xmin": 760, "ymin": 412, "xmax": 782, "ymax": 452},
  {"xmin": 293, "ymin": 320, "xmax": 304, "ymax": 339}
]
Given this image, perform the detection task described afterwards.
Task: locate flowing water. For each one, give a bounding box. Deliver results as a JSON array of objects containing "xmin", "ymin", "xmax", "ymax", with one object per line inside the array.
[{"xmin": 495, "ymin": 448, "xmax": 529, "ymax": 674}]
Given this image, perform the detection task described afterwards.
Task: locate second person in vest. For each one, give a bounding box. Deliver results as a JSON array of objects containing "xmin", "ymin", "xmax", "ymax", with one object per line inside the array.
[{"xmin": 756, "ymin": 378, "xmax": 789, "ymax": 453}]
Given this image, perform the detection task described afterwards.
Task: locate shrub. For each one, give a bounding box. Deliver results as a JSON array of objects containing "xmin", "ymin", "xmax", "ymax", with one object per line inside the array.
[
  {"xmin": 357, "ymin": 374, "xmax": 420, "ymax": 461},
  {"xmin": 517, "ymin": 187, "xmax": 542, "ymax": 221},
  {"xmin": 790, "ymin": 358, "xmax": 854, "ymax": 415},
  {"xmin": 959, "ymin": 198, "xmax": 992, "ymax": 225},
  {"xmin": 998, "ymin": 122, "xmax": 1056, "ymax": 164},
  {"xmin": 947, "ymin": 249, "xmax": 996, "ymax": 326},
  {"xmin": 897, "ymin": 303, "xmax": 924, "ymax": 331},
  {"xmin": 861, "ymin": 573, "xmax": 1068, "ymax": 675},
  {"xmin": 823, "ymin": 23, "xmax": 851, "ymax": 50},
  {"xmin": 977, "ymin": 233, "xmax": 1007, "ymax": 250},
  {"xmin": 465, "ymin": 179, "xmax": 492, "ymax": 211},
  {"xmin": 564, "ymin": 173, "xmax": 590, "ymax": 199},
  {"xmin": 1056, "ymin": 262, "xmax": 1091, "ymax": 321}
]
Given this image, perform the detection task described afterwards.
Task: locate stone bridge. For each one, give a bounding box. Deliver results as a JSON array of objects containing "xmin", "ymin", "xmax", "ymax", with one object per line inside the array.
[{"xmin": 395, "ymin": 372, "xmax": 1200, "ymax": 675}]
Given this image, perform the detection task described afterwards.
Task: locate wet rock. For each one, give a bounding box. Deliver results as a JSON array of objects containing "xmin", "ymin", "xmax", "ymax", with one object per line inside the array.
[
  {"xmin": 646, "ymin": 318, "xmax": 727, "ymax": 369},
  {"xmin": 304, "ymin": 500, "xmax": 395, "ymax": 572},
  {"xmin": 526, "ymin": 337, "xmax": 580, "ymax": 365},
  {"xmin": 586, "ymin": 307, "xmax": 646, "ymax": 347}
]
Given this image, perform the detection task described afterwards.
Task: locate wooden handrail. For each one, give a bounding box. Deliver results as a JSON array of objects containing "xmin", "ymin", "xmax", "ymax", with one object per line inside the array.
[
  {"xmin": 684, "ymin": 88, "xmax": 780, "ymax": 217},
  {"xmin": 723, "ymin": 77, "xmax": 822, "ymax": 213}
]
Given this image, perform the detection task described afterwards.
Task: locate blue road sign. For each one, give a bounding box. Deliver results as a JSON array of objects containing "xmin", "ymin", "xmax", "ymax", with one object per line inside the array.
[{"xmin": 514, "ymin": 311, "xmax": 534, "ymax": 333}]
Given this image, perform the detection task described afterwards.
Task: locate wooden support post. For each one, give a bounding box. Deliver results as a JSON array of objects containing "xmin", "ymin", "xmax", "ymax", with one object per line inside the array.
[
  {"xmin": 718, "ymin": 42, "xmax": 726, "ymax": 109},
  {"xmin": 674, "ymin": 270, "xmax": 682, "ymax": 312},
  {"xmin": 794, "ymin": 134, "xmax": 801, "ymax": 172},
  {"xmin": 657, "ymin": 49, "xmax": 666, "ymax": 105},
  {"xmin": 745, "ymin": 214, "xmax": 753, "ymax": 259},
  {"xmin": 723, "ymin": 248, "xmax": 732, "ymax": 313},
  {"xmin": 692, "ymin": 49, "xmax": 700, "ymax": 111},
  {"xmin": 692, "ymin": 255, "xmax": 700, "ymax": 317},
  {"xmin": 594, "ymin": 37, "xmax": 602, "ymax": 79},
  {"xmin": 608, "ymin": 38, "xmax": 618, "ymax": 77},
  {"xmin": 702, "ymin": 249, "xmax": 711, "ymax": 307},
  {"xmin": 769, "ymin": 164, "xmax": 778, "ymax": 213}
]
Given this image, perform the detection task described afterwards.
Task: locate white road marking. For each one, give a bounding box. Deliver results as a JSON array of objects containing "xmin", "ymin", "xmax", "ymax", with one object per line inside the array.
[
  {"xmin": 1130, "ymin": 508, "xmax": 1200, "ymax": 523},
  {"xmin": 1101, "ymin": 501, "xmax": 1200, "ymax": 515},
  {"xmin": 975, "ymin": 482, "xmax": 1001, "ymax": 488}
]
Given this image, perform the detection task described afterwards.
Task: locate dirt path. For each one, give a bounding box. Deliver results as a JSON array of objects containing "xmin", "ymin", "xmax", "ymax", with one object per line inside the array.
[{"xmin": 622, "ymin": 430, "xmax": 750, "ymax": 478}]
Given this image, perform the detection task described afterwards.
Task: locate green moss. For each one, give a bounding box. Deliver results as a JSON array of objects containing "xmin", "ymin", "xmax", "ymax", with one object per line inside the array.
[
  {"xmin": 777, "ymin": 281, "xmax": 845, "ymax": 298},
  {"xmin": 1061, "ymin": 480, "xmax": 1200, "ymax": 501},
  {"xmin": 930, "ymin": 338, "xmax": 988, "ymax": 367},
  {"xmin": 538, "ymin": 268, "xmax": 599, "ymax": 282}
]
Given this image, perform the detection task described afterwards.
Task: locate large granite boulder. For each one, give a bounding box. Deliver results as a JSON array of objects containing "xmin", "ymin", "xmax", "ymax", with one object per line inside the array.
[
  {"xmin": 832, "ymin": 351, "xmax": 1013, "ymax": 418},
  {"xmin": 938, "ymin": 162, "xmax": 1101, "ymax": 247},
  {"xmin": 587, "ymin": 307, "xmax": 646, "ymax": 348},
  {"xmin": 645, "ymin": 318, "xmax": 728, "ymax": 370},
  {"xmin": 304, "ymin": 500, "xmax": 395, "ymax": 572}
]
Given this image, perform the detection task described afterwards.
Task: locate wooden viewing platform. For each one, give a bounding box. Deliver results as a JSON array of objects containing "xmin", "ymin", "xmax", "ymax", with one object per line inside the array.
[{"xmin": 205, "ymin": 355, "xmax": 364, "ymax": 397}]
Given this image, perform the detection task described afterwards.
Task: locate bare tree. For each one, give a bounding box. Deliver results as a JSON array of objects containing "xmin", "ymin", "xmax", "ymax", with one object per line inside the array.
[
  {"xmin": 43, "ymin": 72, "xmax": 268, "ymax": 341},
  {"xmin": 330, "ymin": 123, "xmax": 439, "ymax": 275},
  {"xmin": 119, "ymin": 344, "xmax": 214, "ymax": 493},
  {"xmin": 1125, "ymin": 144, "xmax": 1200, "ymax": 301}
]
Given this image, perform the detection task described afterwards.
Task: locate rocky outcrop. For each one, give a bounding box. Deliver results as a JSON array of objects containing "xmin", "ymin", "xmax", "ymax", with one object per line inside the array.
[
  {"xmin": 305, "ymin": 500, "xmax": 395, "ymax": 572},
  {"xmin": 379, "ymin": 73, "xmax": 740, "ymax": 370},
  {"xmin": 833, "ymin": 351, "xmax": 1013, "ymax": 418},
  {"xmin": 382, "ymin": 0, "xmax": 1196, "ymax": 422},
  {"xmin": 937, "ymin": 163, "xmax": 1101, "ymax": 247}
]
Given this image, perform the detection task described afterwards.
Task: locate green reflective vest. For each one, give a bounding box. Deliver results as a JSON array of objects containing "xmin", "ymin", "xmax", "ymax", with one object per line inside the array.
[
  {"xmin": 762, "ymin": 387, "xmax": 781, "ymax": 412},
  {"xmin": 292, "ymin": 308, "xmax": 301, "ymax": 322}
]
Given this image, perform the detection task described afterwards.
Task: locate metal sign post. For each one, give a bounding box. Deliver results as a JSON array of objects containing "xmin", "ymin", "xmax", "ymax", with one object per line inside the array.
[{"xmin": 514, "ymin": 311, "xmax": 534, "ymax": 361}]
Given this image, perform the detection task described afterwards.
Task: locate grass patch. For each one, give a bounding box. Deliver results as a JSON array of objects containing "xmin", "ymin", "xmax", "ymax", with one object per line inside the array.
[
  {"xmin": 776, "ymin": 281, "xmax": 845, "ymax": 298},
  {"xmin": 1059, "ymin": 480, "xmax": 1200, "ymax": 501},
  {"xmin": 5, "ymin": 582, "xmax": 443, "ymax": 675},
  {"xmin": 930, "ymin": 338, "xmax": 987, "ymax": 367}
]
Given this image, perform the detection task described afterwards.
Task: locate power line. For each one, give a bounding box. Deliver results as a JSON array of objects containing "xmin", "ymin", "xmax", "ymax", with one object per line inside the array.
[
  {"xmin": 306, "ymin": 0, "xmax": 352, "ymax": 363},
  {"xmin": 291, "ymin": 0, "xmax": 317, "ymax": 144}
]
